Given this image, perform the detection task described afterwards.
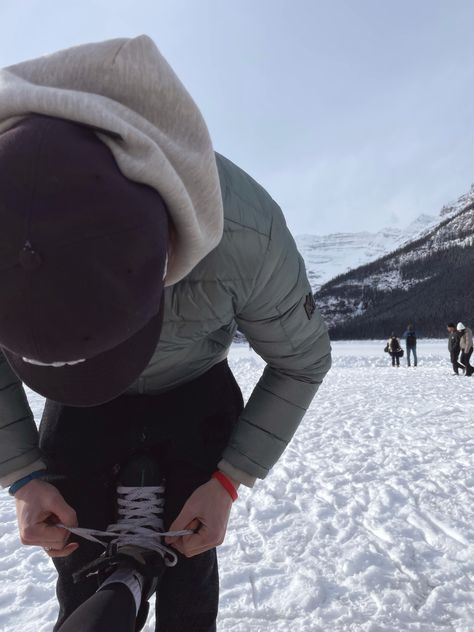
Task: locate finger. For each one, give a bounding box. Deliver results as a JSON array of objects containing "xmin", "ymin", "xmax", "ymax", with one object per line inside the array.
[
  {"xmin": 167, "ymin": 507, "xmax": 196, "ymax": 533},
  {"xmin": 167, "ymin": 526, "xmax": 202, "ymax": 554},
  {"xmin": 174, "ymin": 540, "xmax": 217, "ymax": 558},
  {"xmin": 48, "ymin": 497, "xmax": 78, "ymax": 528},
  {"xmin": 21, "ymin": 506, "xmax": 77, "ymax": 547},
  {"xmin": 165, "ymin": 517, "xmax": 200, "ymax": 544},
  {"xmin": 47, "ymin": 524, "xmax": 72, "ymax": 544},
  {"xmin": 21, "ymin": 522, "xmax": 69, "ymax": 546},
  {"xmin": 45, "ymin": 542, "xmax": 79, "ymax": 558},
  {"xmin": 174, "ymin": 527, "xmax": 221, "ymax": 557},
  {"xmin": 43, "ymin": 522, "xmax": 73, "ymax": 547}
]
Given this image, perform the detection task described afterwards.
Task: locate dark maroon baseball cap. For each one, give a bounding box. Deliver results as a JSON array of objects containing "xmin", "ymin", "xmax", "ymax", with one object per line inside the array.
[{"xmin": 0, "ymin": 115, "xmax": 168, "ymax": 406}]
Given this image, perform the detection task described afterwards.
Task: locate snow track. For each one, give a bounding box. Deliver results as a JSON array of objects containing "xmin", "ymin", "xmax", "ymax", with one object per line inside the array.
[{"xmin": 0, "ymin": 341, "xmax": 473, "ymax": 631}]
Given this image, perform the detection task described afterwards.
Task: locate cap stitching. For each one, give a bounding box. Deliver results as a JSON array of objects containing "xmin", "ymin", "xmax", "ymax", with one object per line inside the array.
[{"xmin": 26, "ymin": 119, "xmax": 51, "ymax": 359}]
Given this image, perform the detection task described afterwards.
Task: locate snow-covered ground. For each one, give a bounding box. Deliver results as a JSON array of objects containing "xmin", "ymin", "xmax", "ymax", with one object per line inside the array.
[{"xmin": 1, "ymin": 340, "xmax": 473, "ymax": 632}]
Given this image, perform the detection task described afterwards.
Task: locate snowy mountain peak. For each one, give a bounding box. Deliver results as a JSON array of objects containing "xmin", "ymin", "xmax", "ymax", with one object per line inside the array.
[
  {"xmin": 405, "ymin": 213, "xmax": 437, "ymax": 233},
  {"xmin": 314, "ymin": 183, "xmax": 474, "ymax": 338},
  {"xmin": 296, "ymin": 213, "xmax": 437, "ymax": 291},
  {"xmin": 440, "ymin": 184, "xmax": 474, "ymax": 217}
]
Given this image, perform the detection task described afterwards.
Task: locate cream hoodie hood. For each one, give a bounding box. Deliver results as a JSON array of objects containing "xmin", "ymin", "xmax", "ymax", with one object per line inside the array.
[{"xmin": 0, "ymin": 35, "xmax": 223, "ymax": 285}]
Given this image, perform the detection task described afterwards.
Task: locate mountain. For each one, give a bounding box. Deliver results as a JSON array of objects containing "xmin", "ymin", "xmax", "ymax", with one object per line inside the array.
[
  {"xmin": 313, "ymin": 184, "xmax": 474, "ymax": 338},
  {"xmin": 295, "ymin": 214, "xmax": 437, "ymax": 291}
]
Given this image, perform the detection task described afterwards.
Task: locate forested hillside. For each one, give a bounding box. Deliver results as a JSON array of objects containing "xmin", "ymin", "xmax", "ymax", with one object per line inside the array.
[{"xmin": 315, "ymin": 194, "xmax": 474, "ymax": 338}]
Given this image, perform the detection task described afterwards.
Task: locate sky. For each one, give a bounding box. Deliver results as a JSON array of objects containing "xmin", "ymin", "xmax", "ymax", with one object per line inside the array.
[{"xmin": 1, "ymin": 0, "xmax": 474, "ymax": 236}]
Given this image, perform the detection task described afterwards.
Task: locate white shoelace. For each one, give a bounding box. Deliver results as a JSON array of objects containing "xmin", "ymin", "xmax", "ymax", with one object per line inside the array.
[{"xmin": 59, "ymin": 485, "xmax": 193, "ymax": 567}]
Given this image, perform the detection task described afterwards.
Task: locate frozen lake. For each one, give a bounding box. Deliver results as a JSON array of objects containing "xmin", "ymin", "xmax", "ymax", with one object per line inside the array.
[{"xmin": 1, "ymin": 339, "xmax": 473, "ymax": 631}]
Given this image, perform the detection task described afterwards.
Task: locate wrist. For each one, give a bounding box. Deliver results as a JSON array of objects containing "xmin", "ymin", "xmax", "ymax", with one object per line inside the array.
[
  {"xmin": 211, "ymin": 470, "xmax": 239, "ymax": 501},
  {"xmin": 228, "ymin": 477, "xmax": 240, "ymax": 490},
  {"xmin": 9, "ymin": 470, "xmax": 47, "ymax": 497},
  {"xmin": 221, "ymin": 473, "xmax": 240, "ymax": 490},
  {"xmin": 217, "ymin": 459, "xmax": 256, "ymax": 488}
]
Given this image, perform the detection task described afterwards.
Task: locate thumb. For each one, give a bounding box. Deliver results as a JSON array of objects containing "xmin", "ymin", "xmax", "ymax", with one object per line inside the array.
[
  {"xmin": 49, "ymin": 492, "xmax": 78, "ymax": 528},
  {"xmin": 165, "ymin": 506, "xmax": 197, "ymax": 544}
]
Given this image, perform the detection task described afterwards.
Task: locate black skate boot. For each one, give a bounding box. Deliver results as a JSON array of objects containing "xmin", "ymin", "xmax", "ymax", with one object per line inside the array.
[{"xmin": 74, "ymin": 453, "xmax": 178, "ymax": 631}]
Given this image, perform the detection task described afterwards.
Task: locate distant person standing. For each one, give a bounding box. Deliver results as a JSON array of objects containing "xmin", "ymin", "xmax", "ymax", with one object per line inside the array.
[
  {"xmin": 387, "ymin": 333, "xmax": 402, "ymax": 367},
  {"xmin": 402, "ymin": 324, "xmax": 417, "ymax": 367},
  {"xmin": 447, "ymin": 323, "xmax": 463, "ymax": 375},
  {"xmin": 457, "ymin": 322, "xmax": 473, "ymax": 376}
]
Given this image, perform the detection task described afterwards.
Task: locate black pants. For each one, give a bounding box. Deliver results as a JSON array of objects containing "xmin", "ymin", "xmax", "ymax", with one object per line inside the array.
[
  {"xmin": 450, "ymin": 350, "xmax": 463, "ymax": 374},
  {"xmin": 460, "ymin": 348, "xmax": 473, "ymax": 376},
  {"xmin": 38, "ymin": 361, "xmax": 243, "ymax": 632},
  {"xmin": 390, "ymin": 353, "xmax": 400, "ymax": 367}
]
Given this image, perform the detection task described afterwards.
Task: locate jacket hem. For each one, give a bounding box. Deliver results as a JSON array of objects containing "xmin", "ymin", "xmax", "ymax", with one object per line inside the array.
[
  {"xmin": 217, "ymin": 459, "xmax": 256, "ymax": 488},
  {"xmin": 0, "ymin": 458, "xmax": 47, "ymax": 488}
]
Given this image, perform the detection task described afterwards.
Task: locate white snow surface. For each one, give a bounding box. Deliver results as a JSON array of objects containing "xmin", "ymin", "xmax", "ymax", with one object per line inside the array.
[{"xmin": 1, "ymin": 340, "xmax": 474, "ymax": 631}]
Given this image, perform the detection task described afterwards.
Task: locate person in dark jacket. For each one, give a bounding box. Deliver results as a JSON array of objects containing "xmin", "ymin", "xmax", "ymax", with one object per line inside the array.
[
  {"xmin": 387, "ymin": 333, "xmax": 402, "ymax": 367},
  {"xmin": 457, "ymin": 322, "xmax": 473, "ymax": 376},
  {"xmin": 402, "ymin": 324, "xmax": 417, "ymax": 367},
  {"xmin": 447, "ymin": 323, "xmax": 463, "ymax": 375}
]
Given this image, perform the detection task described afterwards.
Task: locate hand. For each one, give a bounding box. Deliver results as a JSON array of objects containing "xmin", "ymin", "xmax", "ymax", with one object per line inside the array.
[
  {"xmin": 15, "ymin": 478, "xmax": 79, "ymax": 558},
  {"xmin": 164, "ymin": 477, "xmax": 238, "ymax": 557}
]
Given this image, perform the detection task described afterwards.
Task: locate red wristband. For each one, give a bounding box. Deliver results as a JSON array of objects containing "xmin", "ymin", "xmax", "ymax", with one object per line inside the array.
[{"xmin": 211, "ymin": 471, "xmax": 238, "ymax": 502}]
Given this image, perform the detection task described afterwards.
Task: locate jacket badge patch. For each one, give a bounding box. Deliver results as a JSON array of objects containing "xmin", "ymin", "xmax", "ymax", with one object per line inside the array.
[{"xmin": 304, "ymin": 293, "xmax": 316, "ymax": 320}]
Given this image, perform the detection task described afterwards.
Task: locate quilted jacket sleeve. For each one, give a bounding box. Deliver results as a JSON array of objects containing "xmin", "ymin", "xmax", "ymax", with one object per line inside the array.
[
  {"xmin": 0, "ymin": 351, "xmax": 44, "ymax": 486},
  {"xmin": 223, "ymin": 207, "xmax": 331, "ymax": 480}
]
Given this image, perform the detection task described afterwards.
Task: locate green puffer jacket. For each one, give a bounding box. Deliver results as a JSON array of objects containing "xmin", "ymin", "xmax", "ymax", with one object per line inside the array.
[{"xmin": 0, "ymin": 153, "xmax": 331, "ymax": 487}]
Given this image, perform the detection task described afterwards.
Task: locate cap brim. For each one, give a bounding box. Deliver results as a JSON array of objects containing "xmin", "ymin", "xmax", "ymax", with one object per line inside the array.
[{"xmin": 3, "ymin": 307, "xmax": 163, "ymax": 407}]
